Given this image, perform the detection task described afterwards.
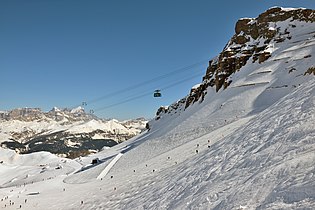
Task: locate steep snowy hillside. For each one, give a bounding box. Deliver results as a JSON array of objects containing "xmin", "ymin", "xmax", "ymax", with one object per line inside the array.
[
  {"xmin": 0, "ymin": 7, "xmax": 314, "ymax": 210},
  {"xmin": 0, "ymin": 107, "xmax": 147, "ymax": 158},
  {"xmin": 148, "ymin": 6, "xmax": 315, "ymax": 150}
]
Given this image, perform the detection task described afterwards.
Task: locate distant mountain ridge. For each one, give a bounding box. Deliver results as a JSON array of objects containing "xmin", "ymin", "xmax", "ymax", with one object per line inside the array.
[
  {"xmin": 0, "ymin": 107, "xmax": 147, "ymax": 158},
  {"xmin": 0, "ymin": 106, "xmax": 94, "ymax": 122}
]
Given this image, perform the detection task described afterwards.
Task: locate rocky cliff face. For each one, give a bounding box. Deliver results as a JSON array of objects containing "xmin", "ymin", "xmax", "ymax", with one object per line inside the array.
[
  {"xmin": 154, "ymin": 7, "xmax": 315, "ymax": 118},
  {"xmin": 206, "ymin": 7, "xmax": 315, "ymax": 92}
]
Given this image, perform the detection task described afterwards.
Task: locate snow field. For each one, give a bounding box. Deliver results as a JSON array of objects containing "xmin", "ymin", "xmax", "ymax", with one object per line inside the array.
[{"xmin": 0, "ymin": 12, "xmax": 314, "ymax": 210}]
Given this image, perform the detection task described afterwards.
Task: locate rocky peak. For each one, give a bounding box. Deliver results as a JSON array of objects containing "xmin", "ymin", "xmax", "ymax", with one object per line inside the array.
[
  {"xmin": 154, "ymin": 7, "xmax": 315, "ymax": 120},
  {"xmin": 192, "ymin": 7, "xmax": 315, "ymax": 104},
  {"xmin": 204, "ymin": 7, "xmax": 315, "ymax": 92},
  {"xmin": 234, "ymin": 7, "xmax": 315, "ymax": 42},
  {"xmin": 70, "ymin": 106, "xmax": 85, "ymax": 114}
]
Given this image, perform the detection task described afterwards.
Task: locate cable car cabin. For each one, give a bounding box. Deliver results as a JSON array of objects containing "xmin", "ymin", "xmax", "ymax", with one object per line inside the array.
[
  {"xmin": 154, "ymin": 92, "xmax": 161, "ymax": 97},
  {"xmin": 154, "ymin": 90, "xmax": 162, "ymax": 97}
]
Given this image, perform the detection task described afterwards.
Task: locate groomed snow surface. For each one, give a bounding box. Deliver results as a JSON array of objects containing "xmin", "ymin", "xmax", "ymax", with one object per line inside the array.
[{"xmin": 1, "ymin": 15, "xmax": 315, "ymax": 210}]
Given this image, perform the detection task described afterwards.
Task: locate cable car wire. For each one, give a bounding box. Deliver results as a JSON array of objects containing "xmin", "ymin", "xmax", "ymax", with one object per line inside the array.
[
  {"xmin": 94, "ymin": 71, "xmax": 205, "ymax": 112},
  {"xmin": 71, "ymin": 59, "xmax": 208, "ymax": 108}
]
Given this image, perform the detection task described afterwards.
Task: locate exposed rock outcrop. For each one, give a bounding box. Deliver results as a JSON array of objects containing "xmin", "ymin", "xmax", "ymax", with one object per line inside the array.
[
  {"xmin": 203, "ymin": 7, "xmax": 315, "ymax": 94},
  {"xmin": 155, "ymin": 7, "xmax": 315, "ymax": 118}
]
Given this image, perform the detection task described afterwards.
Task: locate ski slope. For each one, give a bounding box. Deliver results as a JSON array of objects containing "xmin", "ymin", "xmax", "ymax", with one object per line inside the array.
[
  {"xmin": 0, "ymin": 78, "xmax": 313, "ymax": 209},
  {"xmin": 0, "ymin": 8, "xmax": 314, "ymax": 210}
]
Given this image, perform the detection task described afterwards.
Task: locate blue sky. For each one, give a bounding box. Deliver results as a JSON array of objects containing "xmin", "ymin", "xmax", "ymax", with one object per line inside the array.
[{"xmin": 1, "ymin": 0, "xmax": 314, "ymax": 120}]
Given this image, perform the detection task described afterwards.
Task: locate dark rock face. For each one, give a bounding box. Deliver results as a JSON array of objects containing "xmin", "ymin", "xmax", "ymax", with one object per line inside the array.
[
  {"xmin": 304, "ymin": 67, "xmax": 315, "ymax": 75},
  {"xmin": 235, "ymin": 7, "xmax": 315, "ymax": 39},
  {"xmin": 155, "ymin": 7, "xmax": 315, "ymax": 119}
]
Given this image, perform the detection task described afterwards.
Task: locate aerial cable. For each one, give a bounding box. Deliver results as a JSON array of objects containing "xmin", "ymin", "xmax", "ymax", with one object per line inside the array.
[
  {"xmin": 88, "ymin": 59, "xmax": 207, "ymax": 104},
  {"xmin": 160, "ymin": 72, "xmax": 204, "ymax": 91},
  {"xmin": 71, "ymin": 59, "xmax": 208, "ymax": 108},
  {"xmin": 100, "ymin": 68, "xmax": 205, "ymax": 103},
  {"xmin": 94, "ymin": 92, "xmax": 152, "ymax": 112},
  {"xmin": 94, "ymin": 71, "xmax": 205, "ymax": 112}
]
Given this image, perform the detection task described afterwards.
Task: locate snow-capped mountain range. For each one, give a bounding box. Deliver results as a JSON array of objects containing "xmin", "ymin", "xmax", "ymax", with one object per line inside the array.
[
  {"xmin": 0, "ymin": 107, "xmax": 147, "ymax": 158},
  {"xmin": 0, "ymin": 7, "xmax": 314, "ymax": 210}
]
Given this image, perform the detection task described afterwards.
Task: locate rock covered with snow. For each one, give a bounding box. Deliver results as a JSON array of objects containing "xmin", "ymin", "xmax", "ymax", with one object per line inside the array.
[{"xmin": 154, "ymin": 7, "xmax": 315, "ymax": 119}]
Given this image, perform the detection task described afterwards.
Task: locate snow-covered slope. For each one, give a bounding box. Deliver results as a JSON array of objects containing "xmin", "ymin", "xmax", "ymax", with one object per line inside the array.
[{"xmin": 0, "ymin": 7, "xmax": 314, "ymax": 210}]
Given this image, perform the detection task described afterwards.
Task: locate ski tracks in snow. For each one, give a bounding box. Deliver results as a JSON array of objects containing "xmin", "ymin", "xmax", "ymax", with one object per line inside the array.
[{"xmin": 97, "ymin": 153, "xmax": 123, "ymax": 180}]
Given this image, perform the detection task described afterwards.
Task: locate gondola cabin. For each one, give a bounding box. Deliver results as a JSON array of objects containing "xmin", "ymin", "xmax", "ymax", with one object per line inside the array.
[{"xmin": 154, "ymin": 90, "xmax": 162, "ymax": 97}]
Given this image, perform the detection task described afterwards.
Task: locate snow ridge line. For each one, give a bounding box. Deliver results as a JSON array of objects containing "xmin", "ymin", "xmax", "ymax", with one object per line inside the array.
[{"xmin": 97, "ymin": 153, "xmax": 123, "ymax": 180}]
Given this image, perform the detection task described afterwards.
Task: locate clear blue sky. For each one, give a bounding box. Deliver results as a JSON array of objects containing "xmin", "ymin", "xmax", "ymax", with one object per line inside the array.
[{"xmin": 1, "ymin": 0, "xmax": 314, "ymax": 120}]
